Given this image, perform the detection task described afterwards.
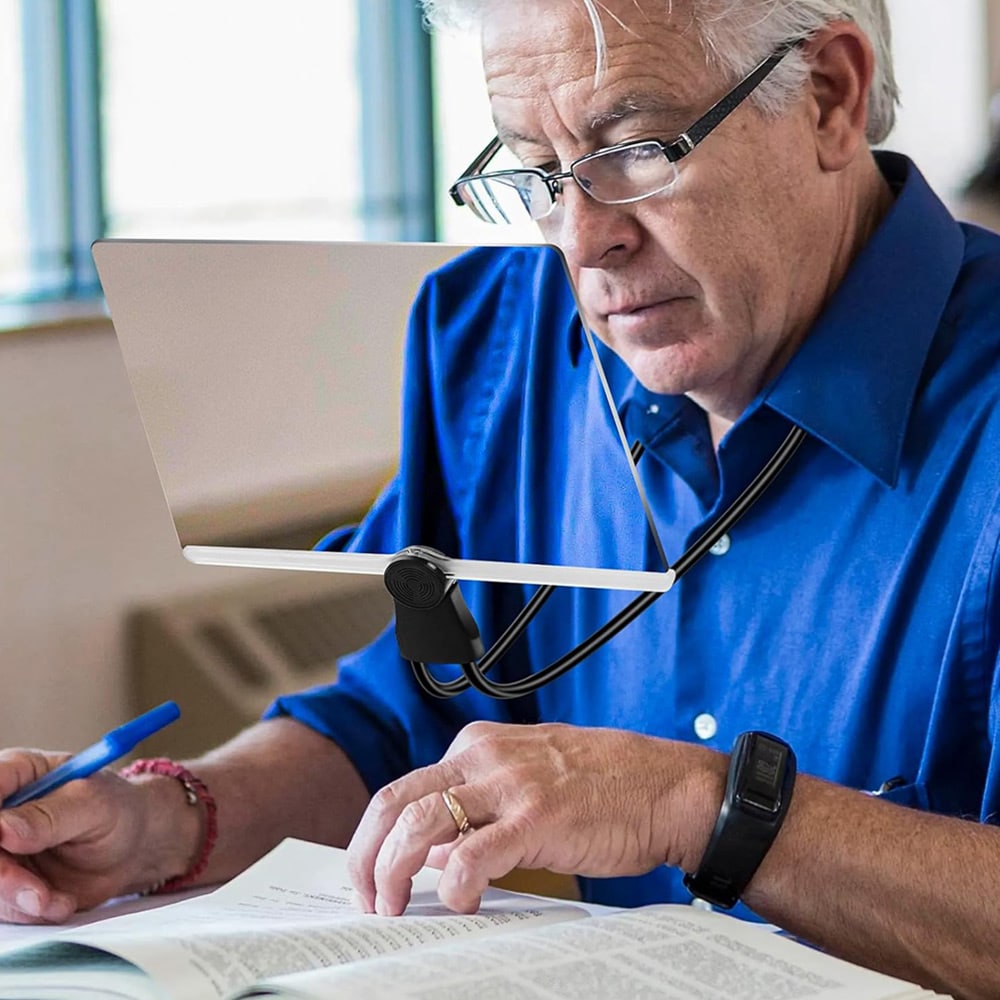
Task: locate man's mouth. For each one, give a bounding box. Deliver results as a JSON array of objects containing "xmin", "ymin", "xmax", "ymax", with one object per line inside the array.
[{"xmin": 607, "ymin": 295, "xmax": 689, "ymax": 317}]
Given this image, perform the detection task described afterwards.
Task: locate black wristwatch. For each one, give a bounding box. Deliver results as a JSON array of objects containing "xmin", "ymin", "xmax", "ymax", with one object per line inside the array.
[{"xmin": 683, "ymin": 731, "xmax": 796, "ymax": 909}]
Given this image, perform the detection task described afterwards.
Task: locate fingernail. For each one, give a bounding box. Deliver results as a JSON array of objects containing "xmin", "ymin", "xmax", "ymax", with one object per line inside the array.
[
  {"xmin": 374, "ymin": 893, "xmax": 390, "ymax": 917},
  {"xmin": 43, "ymin": 898, "xmax": 73, "ymax": 922},
  {"xmin": 15, "ymin": 889, "xmax": 41, "ymax": 917},
  {"xmin": 352, "ymin": 889, "xmax": 373, "ymax": 914}
]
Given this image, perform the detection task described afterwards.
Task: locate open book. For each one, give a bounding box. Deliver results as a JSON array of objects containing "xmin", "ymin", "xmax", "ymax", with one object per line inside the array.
[{"xmin": 0, "ymin": 838, "xmax": 949, "ymax": 999}]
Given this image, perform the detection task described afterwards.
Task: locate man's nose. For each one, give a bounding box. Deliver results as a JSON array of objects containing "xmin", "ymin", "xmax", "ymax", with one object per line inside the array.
[{"xmin": 544, "ymin": 182, "xmax": 641, "ymax": 269}]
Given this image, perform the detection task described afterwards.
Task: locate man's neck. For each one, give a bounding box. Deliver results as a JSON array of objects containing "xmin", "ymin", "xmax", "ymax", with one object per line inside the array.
[
  {"xmin": 700, "ymin": 156, "xmax": 896, "ymax": 453},
  {"xmin": 708, "ymin": 412, "xmax": 734, "ymax": 451}
]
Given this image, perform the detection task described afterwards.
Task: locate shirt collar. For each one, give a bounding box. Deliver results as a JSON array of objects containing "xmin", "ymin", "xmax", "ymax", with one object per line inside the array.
[{"xmin": 762, "ymin": 152, "xmax": 966, "ymax": 488}]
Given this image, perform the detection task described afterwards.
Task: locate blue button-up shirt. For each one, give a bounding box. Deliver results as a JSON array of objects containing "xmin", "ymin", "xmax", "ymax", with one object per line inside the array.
[{"xmin": 268, "ymin": 153, "xmax": 1000, "ymax": 914}]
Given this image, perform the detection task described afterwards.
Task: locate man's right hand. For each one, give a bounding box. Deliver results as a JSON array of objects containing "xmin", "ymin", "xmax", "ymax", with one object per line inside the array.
[
  {"xmin": 0, "ymin": 748, "xmax": 188, "ymax": 923},
  {"xmin": 0, "ymin": 719, "xmax": 374, "ymax": 925}
]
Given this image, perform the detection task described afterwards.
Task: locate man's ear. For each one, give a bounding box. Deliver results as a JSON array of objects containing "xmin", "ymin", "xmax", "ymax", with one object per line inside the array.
[{"xmin": 804, "ymin": 23, "xmax": 875, "ymax": 172}]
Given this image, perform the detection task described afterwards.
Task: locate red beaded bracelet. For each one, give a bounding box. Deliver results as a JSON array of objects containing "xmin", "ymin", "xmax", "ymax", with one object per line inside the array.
[{"xmin": 119, "ymin": 757, "xmax": 218, "ymax": 894}]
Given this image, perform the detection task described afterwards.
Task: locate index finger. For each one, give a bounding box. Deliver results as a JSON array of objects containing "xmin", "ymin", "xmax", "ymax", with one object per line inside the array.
[{"xmin": 347, "ymin": 759, "xmax": 463, "ymax": 912}]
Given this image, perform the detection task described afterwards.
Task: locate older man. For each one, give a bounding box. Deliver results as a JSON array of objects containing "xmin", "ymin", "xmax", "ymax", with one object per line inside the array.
[{"xmin": 0, "ymin": 2, "xmax": 998, "ymax": 997}]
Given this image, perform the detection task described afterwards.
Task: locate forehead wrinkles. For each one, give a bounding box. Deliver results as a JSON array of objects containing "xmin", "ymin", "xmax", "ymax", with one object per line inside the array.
[
  {"xmin": 484, "ymin": 29, "xmax": 709, "ymax": 147},
  {"xmin": 481, "ymin": 6, "xmax": 593, "ymax": 96}
]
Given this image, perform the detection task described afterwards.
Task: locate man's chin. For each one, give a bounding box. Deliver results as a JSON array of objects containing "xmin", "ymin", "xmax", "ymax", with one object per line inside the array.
[
  {"xmin": 621, "ymin": 351, "xmax": 710, "ymax": 398},
  {"xmin": 595, "ymin": 322, "xmax": 717, "ymax": 392}
]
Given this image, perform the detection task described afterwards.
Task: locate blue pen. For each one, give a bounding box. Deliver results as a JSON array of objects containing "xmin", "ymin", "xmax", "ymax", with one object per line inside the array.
[{"xmin": 2, "ymin": 701, "xmax": 181, "ymax": 809}]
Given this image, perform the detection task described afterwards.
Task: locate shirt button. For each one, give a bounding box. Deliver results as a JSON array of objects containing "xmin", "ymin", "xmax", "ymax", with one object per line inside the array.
[
  {"xmin": 646, "ymin": 403, "xmax": 660, "ymax": 415},
  {"xmin": 709, "ymin": 533, "xmax": 731, "ymax": 556},
  {"xmin": 693, "ymin": 713, "xmax": 718, "ymax": 740}
]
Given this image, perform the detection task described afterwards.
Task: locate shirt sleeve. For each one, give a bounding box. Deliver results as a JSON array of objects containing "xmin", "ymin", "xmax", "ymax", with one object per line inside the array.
[
  {"xmin": 879, "ymin": 482, "xmax": 1000, "ymax": 821},
  {"xmin": 263, "ymin": 248, "xmax": 549, "ymax": 795},
  {"xmin": 977, "ymin": 493, "xmax": 1000, "ymax": 823}
]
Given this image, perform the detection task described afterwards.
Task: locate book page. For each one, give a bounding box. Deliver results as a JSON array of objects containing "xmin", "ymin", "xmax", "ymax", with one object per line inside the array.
[
  {"xmin": 236, "ymin": 904, "xmax": 944, "ymax": 1000},
  {"xmin": 0, "ymin": 839, "xmax": 586, "ymax": 1000},
  {"xmin": 0, "ymin": 884, "xmax": 213, "ymax": 957}
]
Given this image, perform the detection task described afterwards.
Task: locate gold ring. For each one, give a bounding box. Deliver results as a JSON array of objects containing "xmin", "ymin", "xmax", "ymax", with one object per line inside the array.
[{"xmin": 441, "ymin": 789, "xmax": 472, "ymax": 835}]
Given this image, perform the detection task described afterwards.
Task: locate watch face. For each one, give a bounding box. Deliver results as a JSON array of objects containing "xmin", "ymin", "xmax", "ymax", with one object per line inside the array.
[{"xmin": 735, "ymin": 734, "xmax": 788, "ymax": 816}]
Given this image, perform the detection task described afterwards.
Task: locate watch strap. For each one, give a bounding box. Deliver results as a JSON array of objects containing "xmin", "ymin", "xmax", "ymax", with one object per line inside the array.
[{"xmin": 684, "ymin": 731, "xmax": 796, "ymax": 909}]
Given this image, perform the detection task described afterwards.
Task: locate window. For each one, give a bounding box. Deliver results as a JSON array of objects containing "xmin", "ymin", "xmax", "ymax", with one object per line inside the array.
[
  {"xmin": 3, "ymin": 0, "xmax": 434, "ymax": 305},
  {"xmin": 0, "ymin": 1, "xmax": 27, "ymax": 299},
  {"xmin": 98, "ymin": 1, "xmax": 362, "ymax": 241}
]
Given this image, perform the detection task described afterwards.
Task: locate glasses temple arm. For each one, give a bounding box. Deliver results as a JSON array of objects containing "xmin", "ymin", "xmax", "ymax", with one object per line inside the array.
[
  {"xmin": 670, "ymin": 41, "xmax": 798, "ymax": 158},
  {"xmin": 449, "ymin": 135, "xmax": 504, "ymax": 203}
]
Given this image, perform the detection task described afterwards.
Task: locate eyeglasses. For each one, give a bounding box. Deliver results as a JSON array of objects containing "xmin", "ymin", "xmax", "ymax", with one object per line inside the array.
[{"xmin": 449, "ymin": 41, "xmax": 797, "ymax": 225}]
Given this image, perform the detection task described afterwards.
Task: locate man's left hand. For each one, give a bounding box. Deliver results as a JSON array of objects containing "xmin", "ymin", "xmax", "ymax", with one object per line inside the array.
[{"xmin": 347, "ymin": 721, "xmax": 726, "ymax": 915}]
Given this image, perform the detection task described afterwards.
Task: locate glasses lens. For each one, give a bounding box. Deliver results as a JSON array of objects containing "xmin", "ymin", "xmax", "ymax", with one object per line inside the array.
[
  {"xmin": 454, "ymin": 172, "xmax": 551, "ymax": 224},
  {"xmin": 574, "ymin": 142, "xmax": 678, "ymax": 204}
]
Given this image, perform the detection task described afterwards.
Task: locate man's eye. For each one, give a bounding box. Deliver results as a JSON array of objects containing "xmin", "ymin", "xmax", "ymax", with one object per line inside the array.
[{"xmin": 614, "ymin": 145, "xmax": 662, "ymax": 169}]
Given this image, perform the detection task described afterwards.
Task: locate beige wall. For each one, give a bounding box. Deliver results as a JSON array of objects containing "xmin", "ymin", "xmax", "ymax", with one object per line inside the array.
[{"xmin": 0, "ymin": 318, "xmax": 271, "ymax": 749}]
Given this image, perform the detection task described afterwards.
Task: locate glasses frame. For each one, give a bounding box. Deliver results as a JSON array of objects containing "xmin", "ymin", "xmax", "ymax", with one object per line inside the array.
[{"xmin": 449, "ymin": 40, "xmax": 798, "ymax": 222}]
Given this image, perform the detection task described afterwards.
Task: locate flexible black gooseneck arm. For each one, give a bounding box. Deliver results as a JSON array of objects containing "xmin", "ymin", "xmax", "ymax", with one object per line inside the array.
[{"xmin": 386, "ymin": 426, "xmax": 807, "ymax": 700}]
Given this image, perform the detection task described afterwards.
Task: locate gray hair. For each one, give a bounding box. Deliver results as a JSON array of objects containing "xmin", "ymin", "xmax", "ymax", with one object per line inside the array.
[{"xmin": 420, "ymin": 0, "xmax": 899, "ymax": 144}]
